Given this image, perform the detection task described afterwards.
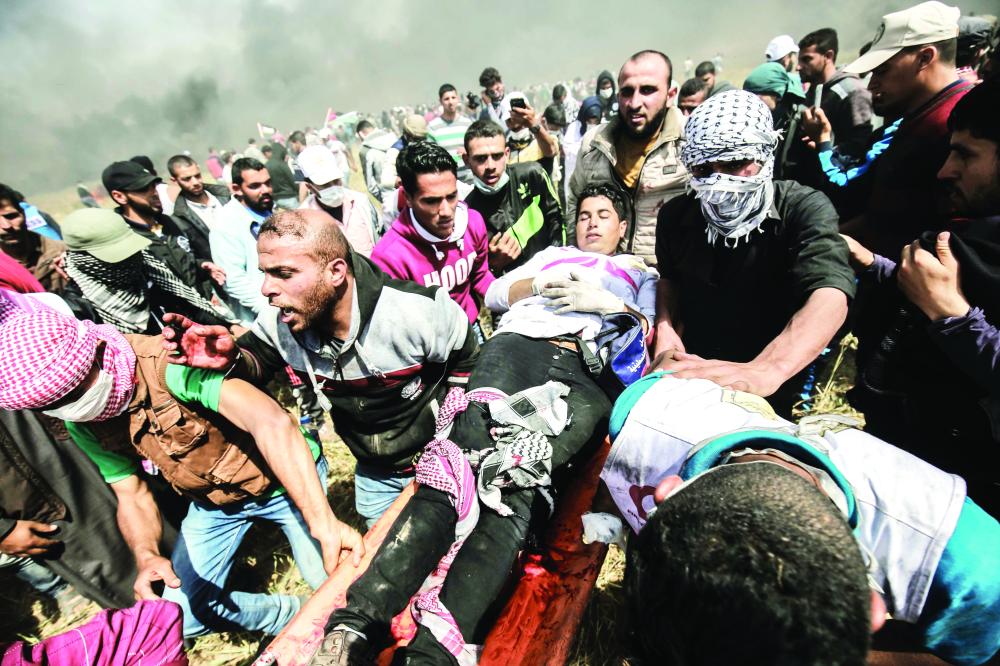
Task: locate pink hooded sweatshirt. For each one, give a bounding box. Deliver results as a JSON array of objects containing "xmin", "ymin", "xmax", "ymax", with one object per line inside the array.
[{"xmin": 371, "ymin": 202, "xmax": 495, "ymax": 324}]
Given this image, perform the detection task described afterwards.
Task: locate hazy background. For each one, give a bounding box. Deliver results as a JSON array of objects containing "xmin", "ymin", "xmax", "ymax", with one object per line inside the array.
[{"xmin": 2, "ymin": 0, "xmax": 995, "ymax": 196}]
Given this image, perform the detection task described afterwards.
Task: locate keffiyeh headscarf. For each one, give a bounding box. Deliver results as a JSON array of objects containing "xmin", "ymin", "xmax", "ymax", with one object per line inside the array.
[
  {"xmin": 680, "ymin": 90, "xmax": 781, "ymax": 247},
  {"xmin": 65, "ymin": 249, "xmax": 232, "ymax": 333},
  {"xmin": 0, "ymin": 307, "xmax": 136, "ymax": 420}
]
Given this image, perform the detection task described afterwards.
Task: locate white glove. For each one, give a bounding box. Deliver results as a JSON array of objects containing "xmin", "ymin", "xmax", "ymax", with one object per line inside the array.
[
  {"xmin": 540, "ymin": 273, "xmax": 624, "ymax": 315},
  {"xmin": 531, "ymin": 268, "xmax": 602, "ymax": 296}
]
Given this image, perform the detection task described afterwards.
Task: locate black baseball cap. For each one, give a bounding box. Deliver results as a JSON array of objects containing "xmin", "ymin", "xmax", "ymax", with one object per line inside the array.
[{"xmin": 101, "ymin": 160, "xmax": 160, "ymax": 194}]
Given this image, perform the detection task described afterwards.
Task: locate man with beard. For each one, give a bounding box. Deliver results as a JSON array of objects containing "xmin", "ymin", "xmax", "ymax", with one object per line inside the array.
[
  {"xmin": 651, "ymin": 90, "xmax": 855, "ymax": 418},
  {"xmin": 167, "ymin": 154, "xmax": 231, "ymax": 278},
  {"xmin": 0, "ymin": 183, "xmax": 67, "ymax": 295},
  {"xmin": 835, "ymin": 1, "xmax": 973, "ymax": 257},
  {"xmin": 844, "ymin": 79, "xmax": 1000, "ymax": 517},
  {"xmin": 103, "ymin": 161, "xmax": 220, "ymax": 305},
  {"xmin": 163, "ymin": 208, "xmax": 480, "ymax": 528},
  {"xmin": 567, "ymin": 50, "xmax": 688, "ymax": 268},
  {"xmin": 210, "ymin": 157, "xmax": 274, "ymax": 324}
]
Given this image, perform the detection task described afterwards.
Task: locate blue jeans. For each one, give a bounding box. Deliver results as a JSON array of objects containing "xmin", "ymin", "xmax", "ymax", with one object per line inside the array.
[
  {"xmin": 0, "ymin": 553, "xmax": 68, "ymax": 597},
  {"xmin": 164, "ymin": 456, "xmax": 329, "ymax": 637},
  {"xmin": 354, "ymin": 463, "xmax": 414, "ymax": 529}
]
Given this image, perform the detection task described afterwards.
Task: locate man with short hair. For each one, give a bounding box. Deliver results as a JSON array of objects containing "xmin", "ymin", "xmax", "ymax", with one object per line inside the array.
[
  {"xmin": 695, "ymin": 60, "xmax": 734, "ymax": 98},
  {"xmin": 652, "ymin": 90, "xmax": 855, "ymax": 417},
  {"xmin": 677, "ymin": 77, "xmax": 710, "ymax": 116},
  {"xmin": 165, "ymin": 209, "xmax": 480, "ymax": 527},
  {"xmin": 568, "ymin": 50, "xmax": 688, "ymax": 268},
  {"xmin": 608, "ymin": 371, "xmax": 1000, "ymax": 665},
  {"xmin": 298, "ymin": 145, "xmax": 381, "ymax": 257},
  {"xmin": 836, "ymin": 0, "xmax": 973, "ymax": 256},
  {"xmin": 478, "ymin": 66, "xmax": 510, "ymax": 129},
  {"xmin": 797, "ymin": 28, "xmax": 874, "ymax": 163},
  {"xmin": 371, "ymin": 142, "xmax": 493, "ymax": 338},
  {"xmin": 168, "ymin": 154, "xmax": 232, "ymax": 272},
  {"xmin": 210, "ymin": 157, "xmax": 274, "ymax": 323},
  {"xmin": 103, "ymin": 160, "xmax": 219, "ymax": 301},
  {"xmin": 429, "ymin": 84, "xmax": 473, "ymax": 184},
  {"xmin": 0, "ymin": 304, "xmax": 362, "ymax": 638},
  {"xmin": 315, "ymin": 182, "xmax": 657, "ymax": 664},
  {"xmin": 845, "ymin": 79, "xmax": 1000, "ymax": 517},
  {"xmin": 463, "ymin": 119, "xmax": 563, "ymax": 275}
]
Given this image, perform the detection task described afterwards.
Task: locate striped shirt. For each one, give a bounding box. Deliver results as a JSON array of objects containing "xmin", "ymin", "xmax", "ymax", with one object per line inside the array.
[{"xmin": 429, "ymin": 114, "xmax": 473, "ymax": 182}]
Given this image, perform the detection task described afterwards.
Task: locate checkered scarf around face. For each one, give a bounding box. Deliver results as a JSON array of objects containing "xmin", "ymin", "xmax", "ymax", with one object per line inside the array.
[
  {"xmin": 65, "ymin": 249, "xmax": 231, "ymax": 333},
  {"xmin": 680, "ymin": 89, "xmax": 782, "ymax": 247},
  {"xmin": 0, "ymin": 307, "xmax": 136, "ymax": 419}
]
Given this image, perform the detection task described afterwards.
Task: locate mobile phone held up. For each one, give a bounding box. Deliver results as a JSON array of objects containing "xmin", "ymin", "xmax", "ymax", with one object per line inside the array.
[{"xmin": 510, "ymin": 97, "xmax": 527, "ymax": 110}]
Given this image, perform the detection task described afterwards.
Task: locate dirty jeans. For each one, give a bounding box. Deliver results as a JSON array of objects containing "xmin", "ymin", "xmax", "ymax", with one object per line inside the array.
[
  {"xmin": 329, "ymin": 335, "xmax": 611, "ymax": 662},
  {"xmin": 164, "ymin": 456, "xmax": 329, "ymax": 637}
]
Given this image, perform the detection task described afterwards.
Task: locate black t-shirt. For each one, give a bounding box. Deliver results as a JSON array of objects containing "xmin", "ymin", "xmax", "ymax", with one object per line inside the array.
[{"xmin": 655, "ymin": 180, "xmax": 856, "ymax": 365}]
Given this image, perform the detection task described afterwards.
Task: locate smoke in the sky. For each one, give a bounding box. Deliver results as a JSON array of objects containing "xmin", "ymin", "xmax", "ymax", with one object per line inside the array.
[{"xmin": 2, "ymin": 0, "xmax": 995, "ymax": 194}]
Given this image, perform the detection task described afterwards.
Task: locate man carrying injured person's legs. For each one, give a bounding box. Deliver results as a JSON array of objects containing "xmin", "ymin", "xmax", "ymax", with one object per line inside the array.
[{"xmin": 314, "ymin": 183, "xmax": 658, "ymax": 665}]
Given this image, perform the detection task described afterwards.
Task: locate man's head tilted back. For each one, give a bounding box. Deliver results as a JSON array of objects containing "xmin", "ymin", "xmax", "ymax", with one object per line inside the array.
[
  {"xmin": 575, "ymin": 183, "xmax": 628, "ymax": 256},
  {"xmin": 627, "ymin": 462, "xmax": 873, "ymax": 665}
]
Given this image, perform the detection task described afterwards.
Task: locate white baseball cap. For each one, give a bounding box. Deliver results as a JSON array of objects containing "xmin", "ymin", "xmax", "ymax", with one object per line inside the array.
[
  {"xmin": 296, "ymin": 145, "xmax": 343, "ymax": 185},
  {"xmin": 765, "ymin": 35, "xmax": 798, "ymax": 62},
  {"xmin": 844, "ymin": 1, "xmax": 960, "ymax": 74}
]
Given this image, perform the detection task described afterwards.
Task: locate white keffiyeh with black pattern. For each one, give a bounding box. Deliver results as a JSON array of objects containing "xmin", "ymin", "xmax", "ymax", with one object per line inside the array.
[
  {"xmin": 65, "ymin": 250, "xmax": 234, "ymax": 333},
  {"xmin": 680, "ymin": 90, "xmax": 782, "ymax": 247}
]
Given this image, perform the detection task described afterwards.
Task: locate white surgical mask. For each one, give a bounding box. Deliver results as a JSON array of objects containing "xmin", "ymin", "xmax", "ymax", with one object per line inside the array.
[
  {"xmin": 316, "ymin": 184, "xmax": 345, "ymax": 208},
  {"xmin": 472, "ymin": 170, "xmax": 510, "ymax": 195},
  {"xmin": 599, "ymin": 87, "xmax": 614, "ymax": 100},
  {"xmin": 43, "ymin": 370, "xmax": 116, "ymax": 422}
]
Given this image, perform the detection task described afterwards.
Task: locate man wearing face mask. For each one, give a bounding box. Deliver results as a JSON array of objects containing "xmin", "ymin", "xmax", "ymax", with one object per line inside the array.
[
  {"xmin": 595, "ymin": 70, "xmax": 619, "ymax": 122},
  {"xmin": 567, "ymin": 50, "xmax": 688, "ymax": 268},
  {"xmin": 463, "ymin": 119, "xmax": 564, "ymax": 275},
  {"xmin": 297, "ymin": 145, "xmax": 382, "ymax": 258},
  {"xmin": 0, "ymin": 306, "xmax": 363, "ymax": 639},
  {"xmin": 651, "ymin": 90, "xmax": 856, "ymax": 417}
]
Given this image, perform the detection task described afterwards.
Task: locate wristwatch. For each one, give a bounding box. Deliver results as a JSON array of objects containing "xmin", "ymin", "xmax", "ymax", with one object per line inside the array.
[{"xmin": 529, "ymin": 124, "xmax": 541, "ymax": 135}]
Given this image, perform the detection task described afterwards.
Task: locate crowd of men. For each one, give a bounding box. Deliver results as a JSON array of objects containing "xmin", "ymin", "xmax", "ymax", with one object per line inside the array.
[{"xmin": 1, "ymin": 2, "xmax": 999, "ymax": 664}]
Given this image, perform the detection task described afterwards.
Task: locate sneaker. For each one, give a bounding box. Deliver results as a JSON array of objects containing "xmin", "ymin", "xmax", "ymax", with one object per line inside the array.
[{"xmin": 309, "ymin": 627, "xmax": 374, "ymax": 666}]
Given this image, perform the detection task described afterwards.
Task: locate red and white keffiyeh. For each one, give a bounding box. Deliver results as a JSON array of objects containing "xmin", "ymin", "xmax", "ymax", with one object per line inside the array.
[{"xmin": 0, "ymin": 307, "xmax": 136, "ymax": 420}]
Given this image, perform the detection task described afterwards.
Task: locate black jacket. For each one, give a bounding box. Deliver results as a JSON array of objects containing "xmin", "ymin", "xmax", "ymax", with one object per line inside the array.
[{"xmin": 170, "ymin": 183, "xmax": 232, "ymax": 264}]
